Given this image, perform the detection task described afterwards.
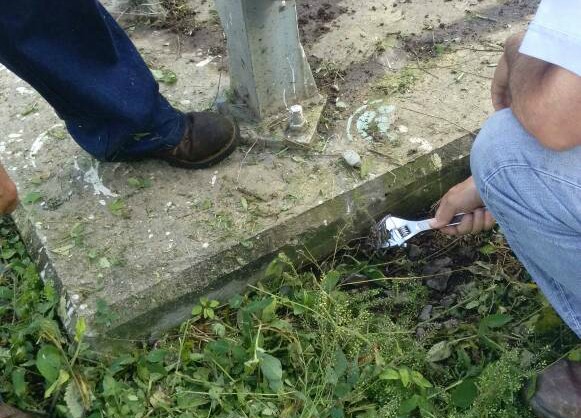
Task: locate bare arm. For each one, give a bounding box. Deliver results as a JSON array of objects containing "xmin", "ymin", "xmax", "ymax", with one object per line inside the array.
[
  {"xmin": 503, "ymin": 33, "xmax": 581, "ymax": 151},
  {"xmin": 0, "ymin": 163, "xmax": 18, "ymax": 214}
]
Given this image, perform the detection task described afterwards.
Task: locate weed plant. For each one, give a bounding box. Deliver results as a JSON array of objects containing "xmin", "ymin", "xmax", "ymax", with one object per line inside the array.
[{"xmin": 0, "ymin": 217, "xmax": 578, "ymax": 417}]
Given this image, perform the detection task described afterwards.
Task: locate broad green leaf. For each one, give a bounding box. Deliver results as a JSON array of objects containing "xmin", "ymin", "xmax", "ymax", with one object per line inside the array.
[
  {"xmin": 399, "ymin": 367, "xmax": 411, "ymax": 388},
  {"xmin": 75, "ymin": 317, "xmax": 86, "ymax": 343},
  {"xmin": 479, "ymin": 243, "xmax": 496, "ymax": 255},
  {"xmin": 426, "ymin": 341, "xmax": 452, "ymax": 363},
  {"xmin": 211, "ymin": 322, "xmax": 226, "ymax": 337},
  {"xmin": 535, "ymin": 307, "xmax": 563, "ymax": 334},
  {"xmin": 151, "ymin": 68, "xmax": 177, "ymax": 84},
  {"xmin": 228, "ymin": 294, "xmax": 243, "ymax": 309},
  {"xmin": 265, "ymin": 257, "xmax": 285, "ymax": 280},
  {"xmin": 245, "ymin": 297, "xmax": 273, "ymax": 314},
  {"xmin": 176, "ymin": 391, "xmax": 210, "ymax": 409},
  {"xmin": 259, "ymin": 353, "xmax": 283, "ymax": 392},
  {"xmin": 480, "ymin": 314, "xmax": 513, "ymax": 329},
  {"xmin": 11, "ymin": 368, "xmax": 27, "ymax": 397},
  {"xmin": 330, "ymin": 407, "xmax": 345, "ymax": 418},
  {"xmin": 64, "ymin": 382, "xmax": 84, "ymax": 418},
  {"xmin": 102, "ymin": 375, "xmax": 118, "ymax": 398},
  {"xmin": 1, "ymin": 250, "xmax": 16, "ymax": 260},
  {"xmin": 334, "ymin": 382, "xmax": 352, "ymax": 399},
  {"xmin": 45, "ymin": 369, "xmax": 69, "ymax": 398},
  {"xmin": 98, "ymin": 257, "xmax": 111, "ymax": 269},
  {"xmin": 147, "ymin": 349, "xmax": 168, "ymax": 363},
  {"xmin": 23, "ymin": 191, "xmax": 42, "ymax": 205},
  {"xmin": 399, "ymin": 394, "xmax": 420, "ymax": 415},
  {"xmin": 322, "ymin": 270, "xmax": 341, "ymax": 293},
  {"xmin": 0, "ymin": 286, "xmax": 14, "ymax": 300},
  {"xmin": 109, "ymin": 355, "xmax": 135, "ymax": 376},
  {"xmin": 379, "ymin": 368, "xmax": 400, "ymax": 380},
  {"xmin": 411, "ymin": 371, "xmax": 433, "ymax": 389},
  {"xmin": 451, "ymin": 379, "xmax": 478, "ymax": 409},
  {"xmin": 334, "ymin": 348, "xmax": 348, "ymax": 379},
  {"xmin": 36, "ymin": 345, "xmax": 62, "ymax": 383},
  {"xmin": 192, "ymin": 305, "xmax": 203, "ymax": 316}
]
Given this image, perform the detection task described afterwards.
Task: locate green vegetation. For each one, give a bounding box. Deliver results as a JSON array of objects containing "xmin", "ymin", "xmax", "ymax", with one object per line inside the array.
[
  {"xmin": 0, "ymin": 217, "xmax": 578, "ymax": 417},
  {"xmin": 374, "ymin": 67, "xmax": 419, "ymax": 96}
]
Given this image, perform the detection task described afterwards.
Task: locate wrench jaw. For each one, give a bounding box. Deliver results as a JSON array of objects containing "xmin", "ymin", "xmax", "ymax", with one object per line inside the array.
[{"xmin": 371, "ymin": 215, "xmax": 408, "ymax": 249}]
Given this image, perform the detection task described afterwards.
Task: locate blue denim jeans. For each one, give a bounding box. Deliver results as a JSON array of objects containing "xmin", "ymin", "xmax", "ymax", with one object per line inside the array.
[
  {"xmin": 0, "ymin": 0, "xmax": 185, "ymax": 161},
  {"xmin": 471, "ymin": 109, "xmax": 581, "ymax": 337}
]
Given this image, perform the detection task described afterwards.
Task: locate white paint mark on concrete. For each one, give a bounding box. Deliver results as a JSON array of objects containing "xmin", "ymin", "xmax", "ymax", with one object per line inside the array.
[
  {"xmin": 28, "ymin": 124, "xmax": 63, "ymax": 168},
  {"xmin": 196, "ymin": 56, "xmax": 216, "ymax": 67},
  {"xmin": 409, "ymin": 137, "xmax": 434, "ymax": 154},
  {"xmin": 16, "ymin": 86, "xmax": 34, "ymax": 95},
  {"xmin": 347, "ymin": 100, "xmax": 397, "ymax": 142},
  {"xmin": 74, "ymin": 158, "xmax": 118, "ymax": 197}
]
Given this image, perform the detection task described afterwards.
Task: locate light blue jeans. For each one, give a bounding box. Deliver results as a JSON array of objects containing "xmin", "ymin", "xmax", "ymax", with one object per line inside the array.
[{"xmin": 471, "ymin": 109, "xmax": 581, "ymax": 337}]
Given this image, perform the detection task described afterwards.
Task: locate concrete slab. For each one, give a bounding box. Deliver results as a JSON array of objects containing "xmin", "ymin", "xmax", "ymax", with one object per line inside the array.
[{"xmin": 1, "ymin": 0, "xmax": 537, "ymax": 341}]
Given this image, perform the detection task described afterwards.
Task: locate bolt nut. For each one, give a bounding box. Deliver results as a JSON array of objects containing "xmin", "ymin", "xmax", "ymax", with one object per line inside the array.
[{"xmin": 288, "ymin": 104, "xmax": 307, "ymax": 132}]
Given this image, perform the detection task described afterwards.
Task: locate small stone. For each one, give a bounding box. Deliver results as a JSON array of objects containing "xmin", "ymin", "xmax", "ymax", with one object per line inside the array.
[
  {"xmin": 425, "ymin": 268, "xmax": 452, "ymax": 291},
  {"xmin": 443, "ymin": 318, "xmax": 459, "ymax": 330},
  {"xmin": 331, "ymin": 84, "xmax": 340, "ymax": 92},
  {"xmin": 335, "ymin": 101, "xmax": 348, "ymax": 109},
  {"xmin": 440, "ymin": 293, "xmax": 457, "ymax": 308},
  {"xmin": 398, "ymin": 125, "xmax": 409, "ymax": 133},
  {"xmin": 415, "ymin": 327, "xmax": 427, "ymax": 339},
  {"xmin": 408, "ymin": 244, "xmax": 422, "ymax": 260},
  {"xmin": 423, "ymin": 258, "xmax": 453, "ymax": 291},
  {"xmin": 419, "ymin": 304, "xmax": 433, "ymax": 321},
  {"xmin": 342, "ymin": 150, "xmax": 362, "ymax": 168}
]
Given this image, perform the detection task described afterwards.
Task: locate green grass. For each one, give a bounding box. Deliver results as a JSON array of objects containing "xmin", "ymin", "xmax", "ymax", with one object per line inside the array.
[{"xmin": 0, "ymin": 216, "xmax": 578, "ymax": 417}]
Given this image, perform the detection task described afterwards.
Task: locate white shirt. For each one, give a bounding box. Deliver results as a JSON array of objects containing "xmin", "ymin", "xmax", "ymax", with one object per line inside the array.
[{"xmin": 520, "ymin": 0, "xmax": 581, "ymax": 76}]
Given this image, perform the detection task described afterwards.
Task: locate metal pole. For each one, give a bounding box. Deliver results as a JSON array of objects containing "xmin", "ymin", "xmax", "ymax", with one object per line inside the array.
[{"xmin": 215, "ymin": 0, "xmax": 320, "ymax": 120}]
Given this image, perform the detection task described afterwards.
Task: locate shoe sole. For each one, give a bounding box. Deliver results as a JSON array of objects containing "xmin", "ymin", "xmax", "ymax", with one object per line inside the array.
[{"xmin": 162, "ymin": 117, "xmax": 240, "ymax": 170}]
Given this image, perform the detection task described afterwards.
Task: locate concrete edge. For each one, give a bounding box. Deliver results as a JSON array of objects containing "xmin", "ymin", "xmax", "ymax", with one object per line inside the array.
[{"xmin": 13, "ymin": 133, "xmax": 474, "ymax": 343}]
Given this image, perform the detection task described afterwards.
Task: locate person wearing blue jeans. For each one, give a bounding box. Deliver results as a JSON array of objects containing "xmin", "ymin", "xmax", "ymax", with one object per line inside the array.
[
  {"xmin": 431, "ymin": 1, "xmax": 581, "ymax": 416},
  {"xmin": 0, "ymin": 0, "xmax": 239, "ymax": 213}
]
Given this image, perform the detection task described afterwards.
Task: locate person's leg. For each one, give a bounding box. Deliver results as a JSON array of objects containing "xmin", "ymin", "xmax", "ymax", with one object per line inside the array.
[
  {"xmin": 0, "ymin": 0, "xmax": 185, "ymax": 161},
  {"xmin": 471, "ymin": 108, "xmax": 581, "ymax": 336}
]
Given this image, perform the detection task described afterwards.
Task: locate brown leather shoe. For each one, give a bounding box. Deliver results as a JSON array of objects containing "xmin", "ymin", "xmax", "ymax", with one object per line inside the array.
[
  {"xmin": 151, "ymin": 111, "xmax": 239, "ymax": 169},
  {"xmin": 0, "ymin": 403, "xmax": 40, "ymax": 418},
  {"xmin": 528, "ymin": 359, "xmax": 581, "ymax": 418}
]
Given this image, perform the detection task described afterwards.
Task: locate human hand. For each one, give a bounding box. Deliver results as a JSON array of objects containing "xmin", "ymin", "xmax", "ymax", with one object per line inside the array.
[
  {"xmin": 0, "ymin": 165, "xmax": 18, "ymax": 214},
  {"xmin": 430, "ymin": 177, "xmax": 495, "ymax": 236}
]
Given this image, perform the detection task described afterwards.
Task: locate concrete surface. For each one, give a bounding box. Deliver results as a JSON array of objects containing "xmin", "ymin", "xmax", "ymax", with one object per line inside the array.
[{"xmin": 0, "ymin": 0, "xmax": 537, "ymax": 341}]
